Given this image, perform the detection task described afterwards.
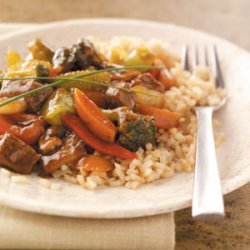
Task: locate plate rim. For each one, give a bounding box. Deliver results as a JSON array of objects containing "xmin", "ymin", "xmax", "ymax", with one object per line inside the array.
[{"xmin": 0, "ymin": 18, "xmax": 249, "ymax": 218}]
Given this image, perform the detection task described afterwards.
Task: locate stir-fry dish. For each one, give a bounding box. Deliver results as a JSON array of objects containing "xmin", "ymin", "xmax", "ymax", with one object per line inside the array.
[{"xmin": 0, "ymin": 37, "xmax": 225, "ymax": 189}]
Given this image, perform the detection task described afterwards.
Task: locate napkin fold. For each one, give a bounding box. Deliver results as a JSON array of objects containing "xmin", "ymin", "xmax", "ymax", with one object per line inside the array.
[
  {"xmin": 0, "ymin": 205, "xmax": 175, "ymax": 250},
  {"xmin": 0, "ymin": 23, "xmax": 175, "ymax": 250}
]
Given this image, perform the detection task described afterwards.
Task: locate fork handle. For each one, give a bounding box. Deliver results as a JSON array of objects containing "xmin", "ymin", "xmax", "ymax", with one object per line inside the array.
[{"xmin": 192, "ymin": 107, "xmax": 225, "ymax": 221}]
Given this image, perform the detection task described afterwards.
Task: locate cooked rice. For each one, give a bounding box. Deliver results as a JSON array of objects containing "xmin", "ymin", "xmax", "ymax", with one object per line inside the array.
[{"xmin": 55, "ymin": 38, "xmax": 225, "ymax": 190}]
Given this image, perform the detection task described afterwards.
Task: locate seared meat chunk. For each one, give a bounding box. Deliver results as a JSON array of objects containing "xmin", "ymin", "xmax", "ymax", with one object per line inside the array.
[
  {"xmin": 52, "ymin": 39, "xmax": 103, "ymax": 73},
  {"xmin": 38, "ymin": 135, "xmax": 62, "ymax": 155},
  {"xmin": 0, "ymin": 79, "xmax": 53, "ymax": 112},
  {"xmin": 104, "ymin": 82, "xmax": 135, "ymax": 110},
  {"xmin": 0, "ymin": 133, "xmax": 39, "ymax": 174},
  {"xmin": 132, "ymin": 73, "xmax": 165, "ymax": 92},
  {"xmin": 41, "ymin": 133, "xmax": 86, "ymax": 174},
  {"xmin": 52, "ymin": 47, "xmax": 76, "ymax": 73},
  {"xmin": 71, "ymin": 39, "xmax": 103, "ymax": 70}
]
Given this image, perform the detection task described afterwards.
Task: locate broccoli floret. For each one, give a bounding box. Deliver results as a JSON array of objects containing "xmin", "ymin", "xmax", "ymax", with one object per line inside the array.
[
  {"xmin": 118, "ymin": 116, "xmax": 156, "ymax": 152},
  {"xmin": 35, "ymin": 64, "xmax": 50, "ymax": 83}
]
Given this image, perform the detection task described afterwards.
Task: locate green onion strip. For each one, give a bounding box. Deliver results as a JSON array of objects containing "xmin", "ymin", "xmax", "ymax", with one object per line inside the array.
[{"xmin": 0, "ymin": 65, "xmax": 161, "ymax": 107}]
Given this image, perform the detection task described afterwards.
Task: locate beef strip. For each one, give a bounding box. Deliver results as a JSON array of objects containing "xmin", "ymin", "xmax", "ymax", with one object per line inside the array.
[
  {"xmin": 52, "ymin": 39, "xmax": 103, "ymax": 73},
  {"xmin": 131, "ymin": 73, "xmax": 165, "ymax": 92},
  {"xmin": 71, "ymin": 39, "xmax": 103, "ymax": 70},
  {"xmin": 0, "ymin": 79, "xmax": 53, "ymax": 112},
  {"xmin": 104, "ymin": 82, "xmax": 136, "ymax": 110},
  {"xmin": 41, "ymin": 133, "xmax": 86, "ymax": 174},
  {"xmin": 0, "ymin": 133, "xmax": 39, "ymax": 174}
]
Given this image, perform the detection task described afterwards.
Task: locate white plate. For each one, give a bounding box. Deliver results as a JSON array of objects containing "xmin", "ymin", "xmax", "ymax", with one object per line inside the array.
[{"xmin": 0, "ymin": 19, "xmax": 249, "ymax": 218}]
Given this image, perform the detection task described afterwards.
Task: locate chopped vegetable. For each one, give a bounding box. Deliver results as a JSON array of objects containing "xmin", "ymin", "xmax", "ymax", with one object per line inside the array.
[
  {"xmin": 0, "ymin": 113, "xmax": 45, "ymax": 145},
  {"xmin": 7, "ymin": 49, "xmax": 21, "ymax": 69},
  {"xmin": 148, "ymin": 58, "xmax": 163, "ymax": 79},
  {"xmin": 74, "ymin": 88, "xmax": 117, "ymax": 143},
  {"xmin": 102, "ymin": 107, "xmax": 134, "ymax": 125},
  {"xmin": 118, "ymin": 116, "xmax": 156, "ymax": 152},
  {"xmin": 35, "ymin": 63, "xmax": 50, "ymax": 80},
  {"xmin": 109, "ymin": 47, "xmax": 128, "ymax": 64},
  {"xmin": 136, "ymin": 104, "xmax": 180, "ymax": 129},
  {"xmin": 0, "ymin": 66, "xmax": 156, "ymax": 109},
  {"xmin": 28, "ymin": 38, "xmax": 54, "ymax": 62},
  {"xmin": 77, "ymin": 155, "xmax": 114, "ymax": 172},
  {"xmin": 131, "ymin": 73, "xmax": 165, "ymax": 92},
  {"xmin": 0, "ymin": 36, "xmax": 196, "ymax": 188},
  {"xmin": 22, "ymin": 59, "xmax": 52, "ymax": 75},
  {"xmin": 4, "ymin": 69, "xmax": 34, "ymax": 78},
  {"xmin": 0, "ymin": 97, "xmax": 27, "ymax": 114},
  {"xmin": 146, "ymin": 40, "xmax": 180, "ymax": 69},
  {"xmin": 131, "ymin": 85, "xmax": 165, "ymax": 108},
  {"xmin": 59, "ymin": 70, "xmax": 111, "ymax": 90},
  {"xmin": 5, "ymin": 58, "xmax": 52, "ymax": 79},
  {"xmin": 62, "ymin": 113, "xmax": 136, "ymax": 160},
  {"xmin": 124, "ymin": 47, "xmax": 155, "ymax": 69},
  {"xmin": 158, "ymin": 69, "xmax": 176, "ymax": 89},
  {"xmin": 110, "ymin": 69, "xmax": 141, "ymax": 81},
  {"xmin": 41, "ymin": 88, "xmax": 75, "ymax": 126}
]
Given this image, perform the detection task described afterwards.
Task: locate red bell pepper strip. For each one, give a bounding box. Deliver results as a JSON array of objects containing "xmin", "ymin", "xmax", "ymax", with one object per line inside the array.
[
  {"xmin": 0, "ymin": 114, "xmax": 45, "ymax": 145},
  {"xmin": 62, "ymin": 113, "xmax": 136, "ymax": 160}
]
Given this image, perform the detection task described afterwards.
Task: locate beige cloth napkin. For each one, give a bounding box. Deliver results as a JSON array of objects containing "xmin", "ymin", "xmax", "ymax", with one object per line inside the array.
[
  {"xmin": 0, "ymin": 205, "xmax": 175, "ymax": 250},
  {"xmin": 0, "ymin": 23, "xmax": 175, "ymax": 250}
]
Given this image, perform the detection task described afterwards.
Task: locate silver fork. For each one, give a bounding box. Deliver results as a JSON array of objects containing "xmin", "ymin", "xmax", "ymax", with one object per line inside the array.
[{"xmin": 182, "ymin": 45, "xmax": 226, "ymax": 221}]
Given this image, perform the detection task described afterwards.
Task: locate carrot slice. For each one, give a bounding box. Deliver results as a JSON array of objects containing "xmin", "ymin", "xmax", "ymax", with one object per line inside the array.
[
  {"xmin": 74, "ymin": 88, "xmax": 117, "ymax": 143},
  {"xmin": 62, "ymin": 113, "xmax": 136, "ymax": 160},
  {"xmin": 77, "ymin": 155, "xmax": 114, "ymax": 172},
  {"xmin": 136, "ymin": 104, "xmax": 180, "ymax": 129}
]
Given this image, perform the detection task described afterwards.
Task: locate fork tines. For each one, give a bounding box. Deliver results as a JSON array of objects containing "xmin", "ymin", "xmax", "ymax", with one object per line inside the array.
[{"xmin": 182, "ymin": 45, "xmax": 225, "ymax": 88}]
